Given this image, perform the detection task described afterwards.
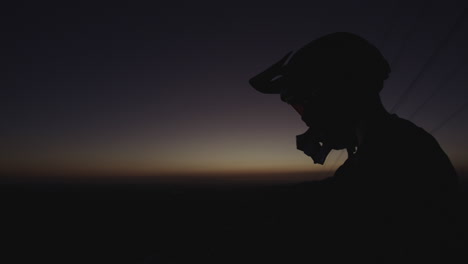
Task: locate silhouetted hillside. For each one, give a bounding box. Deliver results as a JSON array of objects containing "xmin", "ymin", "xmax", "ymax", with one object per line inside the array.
[{"xmin": 1, "ymin": 175, "xmax": 467, "ymax": 263}]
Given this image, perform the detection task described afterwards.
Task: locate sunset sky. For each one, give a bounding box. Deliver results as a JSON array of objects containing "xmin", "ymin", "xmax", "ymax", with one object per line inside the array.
[{"xmin": 5, "ymin": 0, "xmax": 468, "ymax": 181}]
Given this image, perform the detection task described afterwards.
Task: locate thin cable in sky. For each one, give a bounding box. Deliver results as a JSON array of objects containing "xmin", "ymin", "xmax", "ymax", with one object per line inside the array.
[
  {"xmin": 408, "ymin": 60, "xmax": 468, "ymax": 120},
  {"xmin": 431, "ymin": 100, "xmax": 468, "ymax": 134},
  {"xmin": 389, "ymin": 0, "xmax": 433, "ymax": 70},
  {"xmin": 390, "ymin": 8, "xmax": 467, "ymax": 113}
]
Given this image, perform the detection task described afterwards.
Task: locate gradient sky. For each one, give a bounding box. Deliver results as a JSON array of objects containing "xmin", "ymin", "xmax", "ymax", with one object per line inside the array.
[{"xmin": 5, "ymin": 0, "xmax": 468, "ymax": 181}]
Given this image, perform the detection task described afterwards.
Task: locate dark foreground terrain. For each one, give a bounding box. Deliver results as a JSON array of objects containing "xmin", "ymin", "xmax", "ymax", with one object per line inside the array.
[{"xmin": 2, "ymin": 176, "xmax": 468, "ymax": 263}]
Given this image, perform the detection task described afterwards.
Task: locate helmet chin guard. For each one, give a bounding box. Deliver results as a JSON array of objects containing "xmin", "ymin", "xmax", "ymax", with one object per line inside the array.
[
  {"xmin": 296, "ymin": 128, "xmax": 358, "ymax": 165},
  {"xmin": 296, "ymin": 128, "xmax": 332, "ymax": 165}
]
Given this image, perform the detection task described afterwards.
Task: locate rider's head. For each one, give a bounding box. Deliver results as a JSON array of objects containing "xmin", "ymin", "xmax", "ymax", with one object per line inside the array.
[{"xmin": 250, "ymin": 32, "xmax": 391, "ymax": 162}]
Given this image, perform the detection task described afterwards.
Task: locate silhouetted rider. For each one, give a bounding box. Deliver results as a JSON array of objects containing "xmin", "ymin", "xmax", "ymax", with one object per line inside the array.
[{"xmin": 249, "ymin": 32, "xmax": 459, "ymax": 263}]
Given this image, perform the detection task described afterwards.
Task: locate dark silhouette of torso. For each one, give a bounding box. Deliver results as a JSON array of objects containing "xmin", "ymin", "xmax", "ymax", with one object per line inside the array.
[{"xmin": 271, "ymin": 114, "xmax": 459, "ymax": 263}]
